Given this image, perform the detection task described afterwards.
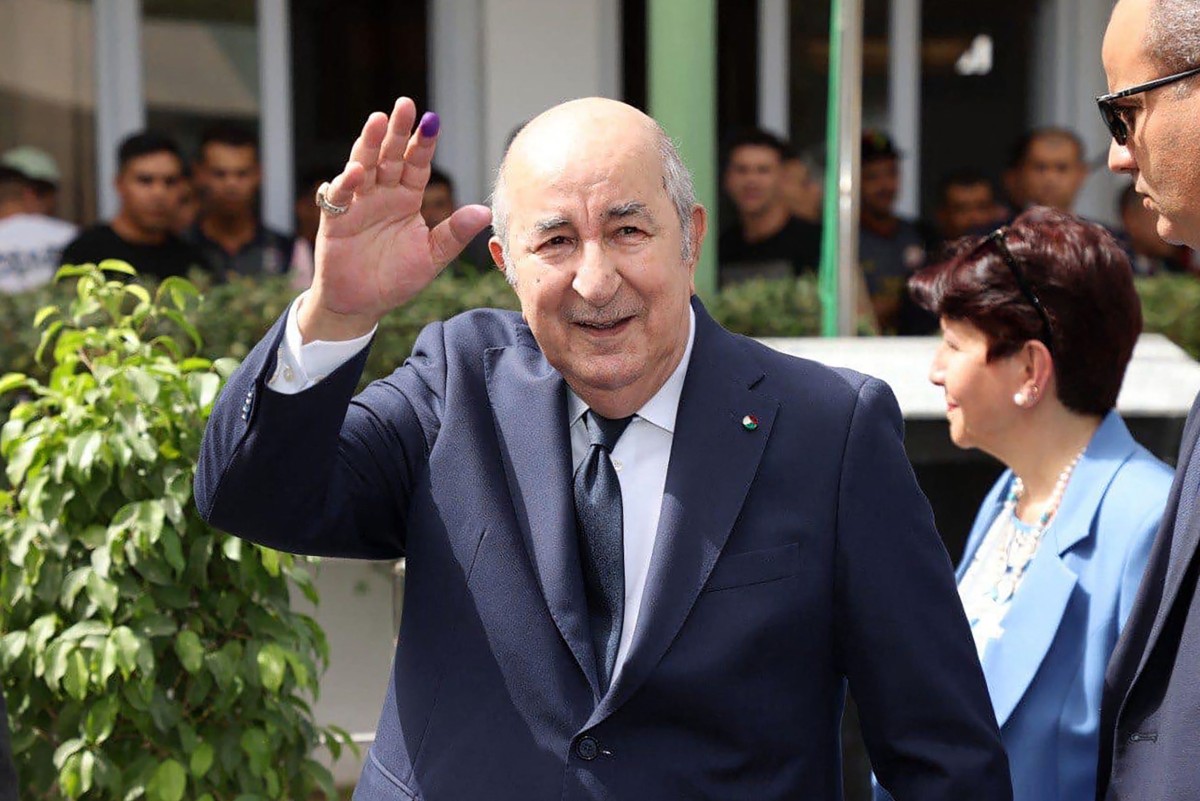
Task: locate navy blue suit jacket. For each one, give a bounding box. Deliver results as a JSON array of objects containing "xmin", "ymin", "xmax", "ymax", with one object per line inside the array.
[
  {"xmin": 196, "ymin": 298, "xmax": 1010, "ymax": 800},
  {"xmin": 1099, "ymin": 392, "xmax": 1200, "ymax": 801}
]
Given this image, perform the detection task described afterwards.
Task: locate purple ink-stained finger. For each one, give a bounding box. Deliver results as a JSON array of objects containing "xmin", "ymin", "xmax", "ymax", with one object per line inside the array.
[{"xmin": 419, "ymin": 112, "xmax": 441, "ymax": 138}]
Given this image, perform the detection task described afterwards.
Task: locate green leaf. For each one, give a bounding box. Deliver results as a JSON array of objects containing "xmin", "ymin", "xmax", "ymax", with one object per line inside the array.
[
  {"xmin": 162, "ymin": 309, "xmax": 202, "ymax": 351},
  {"xmin": 109, "ymin": 627, "xmax": 139, "ymax": 678},
  {"xmin": 174, "ymin": 630, "xmax": 204, "ymax": 674},
  {"xmin": 189, "ymin": 742, "xmax": 214, "ymax": 778},
  {"xmin": 64, "ymin": 649, "xmax": 89, "ymax": 700},
  {"xmin": 84, "ymin": 696, "xmax": 119, "ymax": 743},
  {"xmin": 239, "ymin": 728, "xmax": 270, "ymax": 775},
  {"xmin": 60, "ymin": 620, "xmax": 109, "ymax": 641},
  {"xmin": 97, "ymin": 258, "xmax": 137, "ymax": 276},
  {"xmin": 146, "ymin": 759, "xmax": 187, "ymax": 801},
  {"xmin": 161, "ymin": 528, "xmax": 185, "ymax": 574},
  {"xmin": 86, "ymin": 571, "xmax": 119, "ymax": 615},
  {"xmin": 0, "ymin": 372, "xmax": 31, "ymax": 396},
  {"xmin": 99, "ymin": 637, "xmax": 119, "ymax": 684},
  {"xmin": 6, "ymin": 433, "xmax": 41, "ymax": 486},
  {"xmin": 0, "ymin": 632, "xmax": 27, "ymax": 672},
  {"xmin": 67, "ymin": 430, "xmax": 103, "ymax": 477},
  {"xmin": 260, "ymin": 546, "xmax": 280, "ymax": 577},
  {"xmin": 256, "ymin": 643, "xmax": 287, "ymax": 693},
  {"xmin": 186, "ymin": 372, "xmax": 221, "ymax": 409},
  {"xmin": 205, "ymin": 642, "xmax": 238, "ymax": 690},
  {"xmin": 178, "ymin": 356, "xmax": 212, "ymax": 373},
  {"xmin": 138, "ymin": 500, "xmax": 166, "ymax": 542},
  {"xmin": 44, "ymin": 641, "xmax": 72, "ymax": 690},
  {"xmin": 61, "ymin": 567, "xmax": 92, "ymax": 610},
  {"xmin": 33, "ymin": 304, "xmax": 60, "ymax": 326},
  {"xmin": 35, "ymin": 319, "xmax": 64, "ymax": 364},
  {"xmin": 53, "ymin": 737, "xmax": 86, "ymax": 769},
  {"xmin": 79, "ymin": 750, "xmax": 96, "ymax": 794},
  {"xmin": 126, "ymin": 368, "xmax": 160, "ymax": 405}
]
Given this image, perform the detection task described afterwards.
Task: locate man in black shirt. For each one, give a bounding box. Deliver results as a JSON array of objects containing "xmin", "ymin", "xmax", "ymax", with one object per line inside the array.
[
  {"xmin": 187, "ymin": 125, "xmax": 294, "ymax": 279},
  {"xmin": 62, "ymin": 132, "xmax": 206, "ymax": 281},
  {"xmin": 719, "ymin": 129, "xmax": 821, "ymax": 287}
]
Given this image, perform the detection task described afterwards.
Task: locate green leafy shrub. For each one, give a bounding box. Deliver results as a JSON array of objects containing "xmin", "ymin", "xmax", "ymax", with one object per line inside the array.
[
  {"xmin": 1136, "ymin": 274, "xmax": 1200, "ymax": 360},
  {"xmin": 0, "ymin": 262, "xmax": 351, "ymax": 800}
]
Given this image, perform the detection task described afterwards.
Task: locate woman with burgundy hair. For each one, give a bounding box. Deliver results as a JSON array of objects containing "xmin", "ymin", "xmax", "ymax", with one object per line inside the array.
[{"xmin": 879, "ymin": 207, "xmax": 1171, "ymax": 801}]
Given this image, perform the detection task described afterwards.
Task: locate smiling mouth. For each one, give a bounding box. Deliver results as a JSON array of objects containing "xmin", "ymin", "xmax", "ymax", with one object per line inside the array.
[{"xmin": 575, "ymin": 316, "xmax": 633, "ymax": 334}]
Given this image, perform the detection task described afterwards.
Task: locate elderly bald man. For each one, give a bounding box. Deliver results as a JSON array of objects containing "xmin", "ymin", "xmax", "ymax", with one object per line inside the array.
[{"xmin": 196, "ymin": 97, "xmax": 1010, "ymax": 801}]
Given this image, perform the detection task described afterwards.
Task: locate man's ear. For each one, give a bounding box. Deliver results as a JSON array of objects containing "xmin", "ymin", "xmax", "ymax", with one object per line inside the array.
[
  {"xmin": 488, "ymin": 236, "xmax": 507, "ymax": 274},
  {"xmin": 688, "ymin": 204, "xmax": 708, "ymax": 273}
]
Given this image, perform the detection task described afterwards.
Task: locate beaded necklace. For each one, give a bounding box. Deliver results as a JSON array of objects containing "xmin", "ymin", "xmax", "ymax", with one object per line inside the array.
[{"xmin": 989, "ymin": 448, "xmax": 1085, "ymax": 603}]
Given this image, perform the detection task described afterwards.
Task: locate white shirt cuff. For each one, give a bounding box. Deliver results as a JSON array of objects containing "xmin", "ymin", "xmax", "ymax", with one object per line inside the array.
[{"xmin": 266, "ymin": 291, "xmax": 377, "ymax": 395}]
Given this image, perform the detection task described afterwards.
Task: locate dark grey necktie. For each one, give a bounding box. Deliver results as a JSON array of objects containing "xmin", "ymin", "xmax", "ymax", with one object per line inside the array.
[{"xmin": 574, "ymin": 411, "xmax": 633, "ymax": 691}]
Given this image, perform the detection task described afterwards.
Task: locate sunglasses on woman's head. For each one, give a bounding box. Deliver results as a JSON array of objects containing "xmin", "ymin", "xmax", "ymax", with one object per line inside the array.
[
  {"xmin": 980, "ymin": 228, "xmax": 1055, "ymax": 356},
  {"xmin": 1096, "ymin": 65, "xmax": 1200, "ymax": 146}
]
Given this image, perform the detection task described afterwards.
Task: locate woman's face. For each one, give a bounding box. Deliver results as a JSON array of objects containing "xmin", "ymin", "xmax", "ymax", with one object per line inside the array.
[{"xmin": 929, "ymin": 317, "xmax": 1024, "ymax": 454}]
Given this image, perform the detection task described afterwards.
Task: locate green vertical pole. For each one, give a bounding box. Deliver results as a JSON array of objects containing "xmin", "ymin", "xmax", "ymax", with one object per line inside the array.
[
  {"xmin": 648, "ymin": 0, "xmax": 718, "ymax": 298},
  {"xmin": 819, "ymin": 0, "xmax": 844, "ymax": 337}
]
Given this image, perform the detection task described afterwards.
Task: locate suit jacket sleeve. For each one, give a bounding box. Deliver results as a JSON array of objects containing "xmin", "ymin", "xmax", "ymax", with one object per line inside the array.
[
  {"xmin": 835, "ymin": 378, "xmax": 1011, "ymax": 801},
  {"xmin": 194, "ymin": 311, "xmax": 450, "ymax": 559}
]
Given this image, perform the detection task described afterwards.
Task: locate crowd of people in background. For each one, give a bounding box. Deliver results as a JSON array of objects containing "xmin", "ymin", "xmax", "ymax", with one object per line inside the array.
[
  {"xmin": 0, "ymin": 119, "xmax": 1195, "ymax": 337},
  {"xmin": 717, "ymin": 124, "xmax": 1200, "ymax": 334}
]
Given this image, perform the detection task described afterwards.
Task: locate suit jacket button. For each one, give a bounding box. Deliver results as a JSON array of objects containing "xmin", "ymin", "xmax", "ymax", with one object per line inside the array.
[{"xmin": 575, "ymin": 735, "xmax": 600, "ymax": 761}]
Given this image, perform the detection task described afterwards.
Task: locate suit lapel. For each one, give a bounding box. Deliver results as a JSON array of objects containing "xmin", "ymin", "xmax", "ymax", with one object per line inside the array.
[
  {"xmin": 586, "ymin": 301, "xmax": 778, "ymax": 728},
  {"xmin": 981, "ymin": 412, "xmax": 1134, "ymax": 727},
  {"xmin": 485, "ymin": 341, "xmax": 601, "ymax": 697},
  {"xmin": 1135, "ymin": 402, "xmax": 1200, "ymax": 681},
  {"xmin": 981, "ymin": 544, "xmax": 1077, "ymax": 726}
]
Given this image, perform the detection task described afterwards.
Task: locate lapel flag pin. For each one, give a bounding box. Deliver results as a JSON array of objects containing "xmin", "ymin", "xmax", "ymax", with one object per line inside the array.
[{"xmin": 742, "ymin": 414, "xmax": 759, "ymax": 431}]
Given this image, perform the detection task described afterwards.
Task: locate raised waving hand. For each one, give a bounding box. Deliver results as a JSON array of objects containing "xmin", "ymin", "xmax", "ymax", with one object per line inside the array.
[{"xmin": 300, "ymin": 97, "xmax": 492, "ymax": 341}]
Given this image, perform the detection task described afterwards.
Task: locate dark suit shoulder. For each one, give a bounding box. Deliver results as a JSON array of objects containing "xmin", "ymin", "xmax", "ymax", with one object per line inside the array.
[
  {"xmin": 439, "ymin": 307, "xmax": 532, "ymax": 350},
  {"xmin": 720, "ymin": 329, "xmax": 879, "ymax": 412}
]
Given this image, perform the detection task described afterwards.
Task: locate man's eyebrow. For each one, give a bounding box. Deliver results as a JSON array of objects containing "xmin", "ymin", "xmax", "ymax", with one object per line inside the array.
[
  {"xmin": 604, "ymin": 201, "xmax": 653, "ymax": 221},
  {"xmin": 530, "ymin": 215, "xmax": 572, "ymax": 235}
]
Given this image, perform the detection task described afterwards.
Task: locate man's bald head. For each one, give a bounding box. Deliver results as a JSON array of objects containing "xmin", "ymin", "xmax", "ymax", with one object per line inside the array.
[
  {"xmin": 1146, "ymin": 0, "xmax": 1200, "ymax": 75},
  {"xmin": 490, "ymin": 98, "xmax": 697, "ymax": 280}
]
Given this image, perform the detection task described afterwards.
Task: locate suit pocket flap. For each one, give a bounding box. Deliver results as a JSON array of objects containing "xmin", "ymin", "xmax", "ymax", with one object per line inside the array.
[
  {"xmin": 703, "ymin": 542, "xmax": 801, "ymax": 593},
  {"xmin": 357, "ymin": 749, "xmax": 420, "ymax": 800}
]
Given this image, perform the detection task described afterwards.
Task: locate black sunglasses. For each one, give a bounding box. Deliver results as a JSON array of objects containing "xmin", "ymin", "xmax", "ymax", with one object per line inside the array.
[
  {"xmin": 1096, "ymin": 65, "xmax": 1200, "ymax": 145},
  {"xmin": 983, "ymin": 228, "xmax": 1055, "ymax": 355}
]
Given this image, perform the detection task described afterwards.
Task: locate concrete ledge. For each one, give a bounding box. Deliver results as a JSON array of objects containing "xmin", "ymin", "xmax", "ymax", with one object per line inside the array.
[{"xmin": 761, "ymin": 333, "xmax": 1200, "ymax": 420}]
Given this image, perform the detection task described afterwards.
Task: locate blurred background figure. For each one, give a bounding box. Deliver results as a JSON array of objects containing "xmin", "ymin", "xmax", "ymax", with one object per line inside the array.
[
  {"xmin": 62, "ymin": 131, "xmax": 206, "ymax": 280},
  {"xmin": 289, "ymin": 168, "xmax": 329, "ymax": 290},
  {"xmin": 173, "ymin": 166, "xmax": 200, "ymax": 236},
  {"xmin": 896, "ymin": 207, "xmax": 1170, "ymax": 801},
  {"xmin": 422, "ymin": 167, "xmax": 492, "ymax": 273},
  {"xmin": 1119, "ymin": 184, "xmax": 1193, "ymax": 276},
  {"xmin": 187, "ymin": 125, "xmax": 294, "ymax": 279},
  {"xmin": 718, "ymin": 128, "xmax": 822, "ymax": 287},
  {"xmin": 781, "ymin": 151, "xmax": 824, "ymax": 224},
  {"xmin": 1010, "ymin": 129, "xmax": 1088, "ymax": 214},
  {"xmin": 0, "ymin": 165, "xmax": 77, "ymax": 293},
  {"xmin": 935, "ymin": 170, "xmax": 1003, "ymax": 246},
  {"xmin": 1, "ymin": 146, "xmax": 65, "ymax": 219},
  {"xmin": 858, "ymin": 130, "xmax": 929, "ymax": 334}
]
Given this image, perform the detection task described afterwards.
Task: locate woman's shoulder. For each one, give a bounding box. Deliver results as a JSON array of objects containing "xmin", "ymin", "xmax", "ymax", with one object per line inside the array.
[
  {"xmin": 1110, "ymin": 443, "xmax": 1174, "ymax": 499},
  {"xmin": 1094, "ymin": 443, "xmax": 1173, "ymax": 535}
]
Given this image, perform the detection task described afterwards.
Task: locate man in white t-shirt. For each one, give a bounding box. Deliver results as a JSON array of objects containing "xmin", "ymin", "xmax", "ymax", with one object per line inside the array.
[{"xmin": 0, "ymin": 166, "xmax": 77, "ymax": 294}]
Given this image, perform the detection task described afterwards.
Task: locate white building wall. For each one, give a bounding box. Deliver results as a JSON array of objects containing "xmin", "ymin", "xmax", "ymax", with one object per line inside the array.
[
  {"xmin": 480, "ymin": 0, "xmax": 620, "ymax": 189},
  {"xmin": 1032, "ymin": 0, "xmax": 1124, "ymax": 226}
]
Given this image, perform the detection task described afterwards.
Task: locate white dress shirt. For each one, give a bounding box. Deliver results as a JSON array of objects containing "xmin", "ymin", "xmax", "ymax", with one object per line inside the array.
[{"xmin": 267, "ymin": 294, "xmax": 697, "ymax": 680}]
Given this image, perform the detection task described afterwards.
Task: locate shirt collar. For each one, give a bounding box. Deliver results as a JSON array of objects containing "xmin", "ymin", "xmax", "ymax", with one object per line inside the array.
[{"xmin": 566, "ymin": 306, "xmax": 696, "ymax": 435}]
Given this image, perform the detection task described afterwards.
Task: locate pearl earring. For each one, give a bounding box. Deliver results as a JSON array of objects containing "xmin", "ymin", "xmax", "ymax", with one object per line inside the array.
[{"xmin": 1013, "ymin": 392, "xmax": 1027, "ymax": 407}]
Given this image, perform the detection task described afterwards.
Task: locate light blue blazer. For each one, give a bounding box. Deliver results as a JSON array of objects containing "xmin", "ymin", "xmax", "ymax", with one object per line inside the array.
[{"xmin": 959, "ymin": 412, "xmax": 1169, "ymax": 801}]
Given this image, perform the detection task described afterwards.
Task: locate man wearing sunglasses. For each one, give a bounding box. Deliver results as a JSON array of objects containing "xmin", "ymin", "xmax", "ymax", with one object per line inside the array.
[{"xmin": 1098, "ymin": 1, "xmax": 1200, "ymax": 799}]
